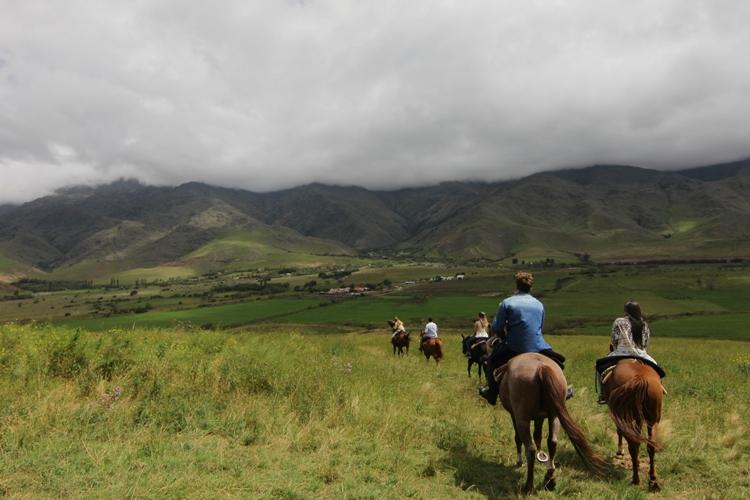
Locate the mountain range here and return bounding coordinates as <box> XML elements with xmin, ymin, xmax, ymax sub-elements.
<box><xmin>1</xmin><ymin>159</ymin><xmax>749</xmax><ymax>280</ymax></box>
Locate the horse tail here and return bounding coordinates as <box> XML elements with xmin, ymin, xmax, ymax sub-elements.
<box><xmin>539</xmin><ymin>365</ymin><xmax>605</xmax><ymax>472</ymax></box>
<box><xmin>435</xmin><ymin>339</ymin><xmax>443</xmax><ymax>360</ymax></box>
<box><xmin>608</xmin><ymin>375</ymin><xmax>660</xmax><ymax>449</ymax></box>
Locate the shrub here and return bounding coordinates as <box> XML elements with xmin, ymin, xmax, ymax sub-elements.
<box><xmin>735</xmin><ymin>354</ymin><xmax>750</xmax><ymax>375</ymax></box>
<box><xmin>47</xmin><ymin>332</ymin><xmax>89</xmax><ymax>379</ymax></box>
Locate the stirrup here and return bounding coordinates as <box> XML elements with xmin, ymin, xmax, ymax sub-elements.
<box><xmin>566</xmin><ymin>386</ymin><xmax>575</xmax><ymax>400</ymax></box>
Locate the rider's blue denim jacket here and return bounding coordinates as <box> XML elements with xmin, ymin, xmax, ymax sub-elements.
<box><xmin>491</xmin><ymin>293</ymin><xmax>552</xmax><ymax>353</ymax></box>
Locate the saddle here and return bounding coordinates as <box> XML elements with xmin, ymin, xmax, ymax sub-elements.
<box><xmin>493</xmin><ymin>364</ymin><xmax>509</xmax><ymax>384</ymax></box>
<box><xmin>597</xmin><ymin>355</ymin><xmax>666</xmax><ymax>378</ymax></box>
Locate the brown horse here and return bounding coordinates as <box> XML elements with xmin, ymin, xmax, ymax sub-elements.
<box><xmin>391</xmin><ymin>331</ymin><xmax>410</xmax><ymax>356</ymax></box>
<box><xmin>421</xmin><ymin>337</ymin><xmax>443</xmax><ymax>364</ymax></box>
<box><xmin>498</xmin><ymin>353</ymin><xmax>603</xmax><ymax>493</ymax></box>
<box><xmin>604</xmin><ymin>359</ymin><xmax>663</xmax><ymax>492</ymax></box>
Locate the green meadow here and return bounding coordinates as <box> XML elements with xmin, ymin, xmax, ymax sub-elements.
<box><xmin>0</xmin><ymin>324</ymin><xmax>749</xmax><ymax>498</ymax></box>
<box><xmin>55</xmin><ymin>264</ymin><xmax>750</xmax><ymax>342</ymax></box>
<box><xmin>2</xmin><ymin>263</ymin><xmax>750</xmax><ymax>497</ymax></box>
<box><xmin>62</xmin><ymin>298</ymin><xmax>324</xmax><ymax>331</ymax></box>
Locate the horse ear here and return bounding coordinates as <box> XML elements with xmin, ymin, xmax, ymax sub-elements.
<box><xmin>461</xmin><ymin>334</ymin><xmax>466</xmax><ymax>339</ymax></box>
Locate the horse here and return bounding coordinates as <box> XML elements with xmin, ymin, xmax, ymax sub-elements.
<box><xmin>497</xmin><ymin>353</ymin><xmax>603</xmax><ymax>493</ymax></box>
<box><xmin>604</xmin><ymin>359</ymin><xmax>664</xmax><ymax>492</ymax></box>
<box><xmin>391</xmin><ymin>331</ymin><xmax>410</xmax><ymax>356</ymax></box>
<box><xmin>421</xmin><ymin>337</ymin><xmax>443</xmax><ymax>364</ymax></box>
<box><xmin>387</xmin><ymin>320</ymin><xmax>410</xmax><ymax>356</ymax></box>
<box><xmin>461</xmin><ymin>334</ymin><xmax>488</xmax><ymax>379</ymax></box>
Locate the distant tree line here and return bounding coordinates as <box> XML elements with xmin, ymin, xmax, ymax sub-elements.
<box><xmin>14</xmin><ymin>278</ymin><xmax>97</xmax><ymax>292</ymax></box>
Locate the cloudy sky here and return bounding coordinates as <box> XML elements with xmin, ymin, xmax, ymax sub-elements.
<box><xmin>1</xmin><ymin>0</ymin><xmax>749</xmax><ymax>203</ymax></box>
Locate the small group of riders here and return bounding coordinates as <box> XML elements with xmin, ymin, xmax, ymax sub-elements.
<box><xmin>390</xmin><ymin>315</ymin><xmax>439</xmax><ymax>350</ymax></box>
<box><xmin>390</xmin><ymin>271</ymin><xmax>664</xmax><ymax>405</ymax></box>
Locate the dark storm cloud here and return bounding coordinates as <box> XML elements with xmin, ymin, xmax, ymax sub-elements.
<box><xmin>1</xmin><ymin>0</ymin><xmax>749</xmax><ymax>202</ymax></box>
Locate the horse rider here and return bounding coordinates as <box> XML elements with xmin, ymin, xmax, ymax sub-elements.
<box><xmin>595</xmin><ymin>301</ymin><xmax>665</xmax><ymax>403</ymax></box>
<box><xmin>479</xmin><ymin>271</ymin><xmax>569</xmax><ymax>405</ymax></box>
<box><xmin>463</xmin><ymin>312</ymin><xmax>490</xmax><ymax>356</ymax></box>
<box><xmin>390</xmin><ymin>316</ymin><xmax>406</xmax><ymax>339</ymax></box>
<box><xmin>419</xmin><ymin>317</ymin><xmax>439</xmax><ymax>351</ymax></box>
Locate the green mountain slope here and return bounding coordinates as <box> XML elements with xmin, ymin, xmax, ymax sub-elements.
<box><xmin>1</xmin><ymin>160</ymin><xmax>749</xmax><ymax>279</ymax></box>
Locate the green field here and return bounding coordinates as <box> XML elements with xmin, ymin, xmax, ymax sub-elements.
<box><xmin>19</xmin><ymin>264</ymin><xmax>747</xmax><ymax>343</ymax></box>
<box><xmin>62</xmin><ymin>298</ymin><xmax>324</xmax><ymax>331</ymax></box>
<box><xmin>0</xmin><ymin>324</ymin><xmax>748</xmax><ymax>498</ymax></box>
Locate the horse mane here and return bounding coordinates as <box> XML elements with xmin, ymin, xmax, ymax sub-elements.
<box><xmin>539</xmin><ymin>364</ymin><xmax>606</xmax><ymax>472</ymax></box>
<box><xmin>608</xmin><ymin>372</ymin><xmax>661</xmax><ymax>450</ymax></box>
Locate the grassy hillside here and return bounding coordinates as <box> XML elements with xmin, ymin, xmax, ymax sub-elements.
<box><xmin>0</xmin><ymin>324</ymin><xmax>748</xmax><ymax>498</ymax></box>
<box><xmin>185</xmin><ymin>227</ymin><xmax>355</xmax><ymax>273</ymax></box>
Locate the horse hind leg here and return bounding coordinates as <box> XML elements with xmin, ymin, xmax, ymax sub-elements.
<box><xmin>511</xmin><ymin>415</ymin><xmax>523</xmax><ymax>468</ymax></box>
<box><xmin>516</xmin><ymin>419</ymin><xmax>536</xmax><ymax>494</ymax></box>
<box><xmin>533</xmin><ymin>418</ymin><xmax>544</xmax><ymax>456</ymax></box>
<box><xmin>628</xmin><ymin>436</ymin><xmax>641</xmax><ymax>486</ymax></box>
<box><xmin>647</xmin><ymin>424</ymin><xmax>660</xmax><ymax>492</ymax></box>
<box><xmin>543</xmin><ymin>416</ymin><xmax>561</xmax><ymax>491</ymax></box>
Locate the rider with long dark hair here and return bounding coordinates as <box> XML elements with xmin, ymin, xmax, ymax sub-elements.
<box><xmin>595</xmin><ymin>301</ymin><xmax>663</xmax><ymax>403</ymax></box>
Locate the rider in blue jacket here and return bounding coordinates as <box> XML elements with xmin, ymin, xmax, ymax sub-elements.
<box><xmin>479</xmin><ymin>271</ymin><xmax>567</xmax><ymax>405</ymax></box>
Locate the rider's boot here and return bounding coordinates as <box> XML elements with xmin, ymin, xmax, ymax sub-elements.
<box><xmin>478</xmin><ymin>366</ymin><xmax>499</xmax><ymax>405</ymax></box>
<box><xmin>596</xmin><ymin>371</ymin><xmax>607</xmax><ymax>404</ymax></box>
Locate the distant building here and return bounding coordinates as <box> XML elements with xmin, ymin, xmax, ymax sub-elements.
<box><xmin>325</xmin><ymin>286</ymin><xmax>370</xmax><ymax>295</ymax></box>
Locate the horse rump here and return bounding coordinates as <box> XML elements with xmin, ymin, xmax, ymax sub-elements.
<box><xmin>608</xmin><ymin>375</ymin><xmax>660</xmax><ymax>450</ymax></box>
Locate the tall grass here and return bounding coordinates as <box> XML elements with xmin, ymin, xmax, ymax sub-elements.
<box><xmin>0</xmin><ymin>323</ymin><xmax>749</xmax><ymax>498</ymax></box>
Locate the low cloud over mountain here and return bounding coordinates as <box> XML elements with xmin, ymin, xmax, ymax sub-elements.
<box><xmin>2</xmin><ymin>1</ymin><xmax>750</xmax><ymax>203</ymax></box>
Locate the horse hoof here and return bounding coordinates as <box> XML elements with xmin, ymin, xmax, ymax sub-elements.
<box><xmin>649</xmin><ymin>481</ymin><xmax>661</xmax><ymax>493</ymax></box>
<box><xmin>522</xmin><ymin>484</ymin><xmax>533</xmax><ymax>495</ymax></box>
<box><xmin>615</xmin><ymin>450</ymin><xmax>624</xmax><ymax>458</ymax></box>
<box><xmin>631</xmin><ymin>479</ymin><xmax>640</xmax><ymax>486</ymax></box>
<box><xmin>515</xmin><ymin>460</ymin><xmax>523</xmax><ymax>468</ymax></box>
<box><xmin>544</xmin><ymin>478</ymin><xmax>556</xmax><ymax>491</ymax></box>
<box><xmin>536</xmin><ymin>451</ymin><xmax>549</xmax><ymax>463</ymax></box>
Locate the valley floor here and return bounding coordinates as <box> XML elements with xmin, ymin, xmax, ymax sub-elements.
<box><xmin>1</xmin><ymin>325</ymin><xmax>749</xmax><ymax>499</ymax></box>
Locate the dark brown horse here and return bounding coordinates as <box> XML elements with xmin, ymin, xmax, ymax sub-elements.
<box><xmin>461</xmin><ymin>334</ymin><xmax>488</xmax><ymax>379</ymax></box>
<box><xmin>498</xmin><ymin>353</ymin><xmax>603</xmax><ymax>493</ymax></box>
<box><xmin>391</xmin><ymin>331</ymin><xmax>410</xmax><ymax>356</ymax></box>
<box><xmin>387</xmin><ymin>320</ymin><xmax>410</xmax><ymax>356</ymax></box>
<box><xmin>421</xmin><ymin>337</ymin><xmax>443</xmax><ymax>364</ymax></box>
<box><xmin>604</xmin><ymin>359</ymin><xmax>664</xmax><ymax>492</ymax></box>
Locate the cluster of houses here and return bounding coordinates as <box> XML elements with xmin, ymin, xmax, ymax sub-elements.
<box><xmin>324</xmin><ymin>286</ymin><xmax>371</xmax><ymax>295</ymax></box>
<box><xmin>432</xmin><ymin>273</ymin><xmax>466</xmax><ymax>282</ymax></box>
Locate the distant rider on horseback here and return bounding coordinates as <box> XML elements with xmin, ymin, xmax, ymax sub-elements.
<box><xmin>390</xmin><ymin>316</ymin><xmax>406</xmax><ymax>339</ymax></box>
<box><xmin>479</xmin><ymin>271</ymin><xmax>568</xmax><ymax>405</ymax></box>
<box><xmin>462</xmin><ymin>312</ymin><xmax>489</xmax><ymax>357</ymax></box>
<box><xmin>419</xmin><ymin>317</ymin><xmax>439</xmax><ymax>351</ymax></box>
<box><xmin>595</xmin><ymin>301</ymin><xmax>665</xmax><ymax>404</ymax></box>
